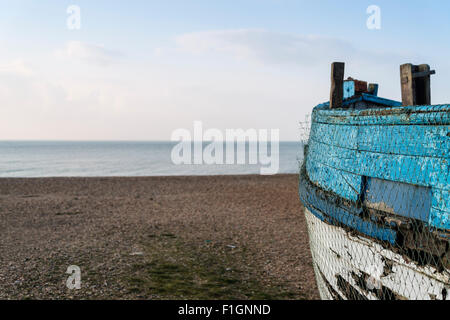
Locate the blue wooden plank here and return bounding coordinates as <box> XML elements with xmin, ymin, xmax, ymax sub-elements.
<box><xmin>306</xmin><ymin>159</ymin><xmax>361</xmax><ymax>201</ymax></box>
<box><xmin>313</xmin><ymin>104</ymin><xmax>450</xmax><ymax>126</ymax></box>
<box><xmin>310</xmin><ymin>122</ymin><xmax>450</xmax><ymax>158</ymax></box>
<box><xmin>429</xmin><ymin>207</ymin><xmax>450</xmax><ymax>230</ymax></box>
<box><xmin>310</xmin><ymin>122</ymin><xmax>358</xmax><ymax>149</ymax></box>
<box><xmin>430</xmin><ymin>189</ymin><xmax>450</xmax><ymax>229</ymax></box>
<box><xmin>361</xmin><ymin>94</ymin><xmax>402</xmax><ymax>107</ymax></box>
<box><xmin>307</xmin><ymin>140</ymin><xmax>449</xmax><ymax>191</ymax></box>
<box><xmin>357</xmin><ymin>125</ymin><xmax>450</xmax><ymax>159</ymax></box>
<box><xmin>432</xmin><ymin>189</ymin><xmax>450</xmax><ymax>212</ymax></box>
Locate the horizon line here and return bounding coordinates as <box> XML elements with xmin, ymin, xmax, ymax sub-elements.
<box><xmin>0</xmin><ymin>139</ymin><xmax>302</xmax><ymax>143</ymax></box>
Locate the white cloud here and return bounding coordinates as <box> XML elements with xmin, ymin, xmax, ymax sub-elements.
<box><xmin>175</xmin><ymin>29</ymin><xmax>359</xmax><ymax>66</ymax></box>
<box><xmin>55</xmin><ymin>41</ymin><xmax>124</xmax><ymax>66</ymax></box>
<box><xmin>173</xmin><ymin>29</ymin><xmax>410</xmax><ymax>83</ymax></box>
<box><xmin>154</xmin><ymin>47</ymin><xmax>164</xmax><ymax>57</ymax></box>
<box><xmin>0</xmin><ymin>59</ymin><xmax>33</xmax><ymax>77</ymax></box>
<box><xmin>172</xmin><ymin>29</ymin><xmax>415</xmax><ymax>101</ymax></box>
<box><xmin>2</xmin><ymin>29</ymin><xmax>441</xmax><ymax>141</ymax></box>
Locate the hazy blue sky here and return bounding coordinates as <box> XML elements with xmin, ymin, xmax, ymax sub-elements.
<box><xmin>1</xmin><ymin>0</ymin><xmax>449</xmax><ymax>140</ymax></box>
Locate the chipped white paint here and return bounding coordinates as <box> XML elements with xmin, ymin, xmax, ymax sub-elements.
<box><xmin>305</xmin><ymin>209</ymin><xmax>450</xmax><ymax>300</ymax></box>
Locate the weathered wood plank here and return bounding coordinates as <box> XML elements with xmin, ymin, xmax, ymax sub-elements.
<box><xmin>307</xmin><ymin>140</ymin><xmax>449</xmax><ymax>190</ymax></box>
<box><xmin>309</xmin><ymin>122</ymin><xmax>450</xmax><ymax>158</ymax></box>
<box><xmin>400</xmin><ymin>64</ymin><xmax>434</xmax><ymax>106</ymax></box>
<box><xmin>312</xmin><ymin>104</ymin><xmax>450</xmax><ymax>126</ymax></box>
<box><xmin>306</xmin><ymin>158</ymin><xmax>362</xmax><ymax>201</ymax></box>
<box><xmin>356</xmin><ymin>124</ymin><xmax>449</xmax><ymax>158</ymax></box>
<box><xmin>401</xmin><ymin>63</ymin><xmax>415</xmax><ymax>106</ymax></box>
<box><xmin>430</xmin><ymin>189</ymin><xmax>450</xmax><ymax>229</ymax></box>
<box><xmin>412</xmin><ymin>69</ymin><xmax>436</xmax><ymax>79</ymax></box>
<box><xmin>368</xmin><ymin>83</ymin><xmax>379</xmax><ymax>96</ymax></box>
<box><xmin>429</xmin><ymin>207</ymin><xmax>450</xmax><ymax>230</ymax></box>
<box><xmin>415</xmin><ymin>64</ymin><xmax>432</xmax><ymax>105</ymax></box>
<box><xmin>310</xmin><ymin>122</ymin><xmax>358</xmax><ymax>149</ymax></box>
<box><xmin>432</xmin><ymin>189</ymin><xmax>450</xmax><ymax>212</ymax></box>
<box><xmin>330</xmin><ymin>62</ymin><xmax>345</xmax><ymax>109</ymax></box>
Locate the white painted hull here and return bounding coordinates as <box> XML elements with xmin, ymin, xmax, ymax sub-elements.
<box><xmin>305</xmin><ymin>209</ymin><xmax>450</xmax><ymax>300</ymax></box>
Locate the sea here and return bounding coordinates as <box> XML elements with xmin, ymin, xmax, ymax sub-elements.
<box><xmin>0</xmin><ymin>141</ymin><xmax>304</xmax><ymax>177</ymax></box>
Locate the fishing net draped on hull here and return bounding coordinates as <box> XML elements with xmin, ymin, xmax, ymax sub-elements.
<box><xmin>298</xmin><ymin>106</ymin><xmax>450</xmax><ymax>300</ymax></box>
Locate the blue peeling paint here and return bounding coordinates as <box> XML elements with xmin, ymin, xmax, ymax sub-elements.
<box><xmin>306</xmin><ymin>158</ymin><xmax>361</xmax><ymax>201</ymax></box>
<box><xmin>307</xmin><ymin>140</ymin><xmax>449</xmax><ymax>190</ymax></box>
<box><xmin>303</xmin><ymin>101</ymin><xmax>450</xmax><ymax>231</ymax></box>
<box><xmin>313</xmin><ymin>104</ymin><xmax>450</xmax><ymax>126</ymax></box>
<box><xmin>310</xmin><ymin>122</ymin><xmax>450</xmax><ymax>158</ymax></box>
<box><xmin>343</xmin><ymin>81</ymin><xmax>355</xmax><ymax>99</ymax></box>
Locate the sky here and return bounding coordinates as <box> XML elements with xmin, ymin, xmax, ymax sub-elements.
<box><xmin>0</xmin><ymin>0</ymin><xmax>449</xmax><ymax>141</ymax></box>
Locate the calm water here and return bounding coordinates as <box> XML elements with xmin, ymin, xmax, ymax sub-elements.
<box><xmin>0</xmin><ymin>141</ymin><xmax>303</xmax><ymax>177</ymax></box>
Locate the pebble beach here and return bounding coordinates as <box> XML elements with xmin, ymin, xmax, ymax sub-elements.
<box><xmin>0</xmin><ymin>175</ymin><xmax>319</xmax><ymax>300</ymax></box>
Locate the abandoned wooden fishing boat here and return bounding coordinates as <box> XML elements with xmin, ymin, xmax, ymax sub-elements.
<box><xmin>299</xmin><ymin>62</ymin><xmax>449</xmax><ymax>300</ymax></box>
